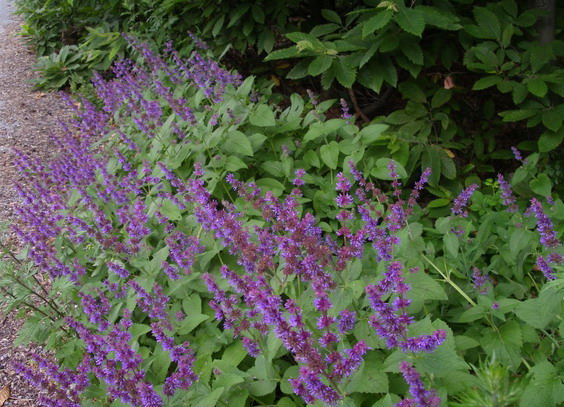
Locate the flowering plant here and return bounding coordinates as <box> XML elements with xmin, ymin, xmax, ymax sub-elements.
<box><xmin>1</xmin><ymin>38</ymin><xmax>562</xmax><ymax>407</ymax></box>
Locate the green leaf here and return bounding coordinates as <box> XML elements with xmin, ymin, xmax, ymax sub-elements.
<box><xmin>400</xmin><ymin>40</ymin><xmax>424</xmax><ymax>65</ymax></box>
<box><xmin>473</xmin><ymin>6</ymin><xmax>501</xmax><ymax>40</ymax></box>
<box><xmin>371</xmin><ymin>158</ymin><xmax>408</xmax><ymax>180</ymax></box>
<box><xmin>472</xmin><ymin>76</ymin><xmax>502</xmax><ymax>90</ymax></box>
<box><xmin>160</xmin><ymin>199</ymin><xmax>182</xmax><ymax>221</ymax></box>
<box><xmin>542</xmin><ymin>109</ymin><xmax>563</xmax><ymax>132</ymax></box>
<box><xmin>333</xmin><ymin>57</ymin><xmax>356</xmax><ymax>88</ymax></box>
<box><xmin>362</xmin><ymin>10</ymin><xmax>393</xmax><ymax>38</ymax></box>
<box><xmin>500</xmin><ymin>109</ymin><xmax>538</xmax><ymax>122</ymax></box>
<box><xmin>250</xmin><ymin>104</ymin><xmax>276</xmax><ymax>127</ymax></box>
<box><xmin>527</xmin><ymin>78</ymin><xmax>548</xmax><ymax>97</ymax></box>
<box><xmin>396</xmin><ymin>7</ymin><xmax>425</xmax><ymax>37</ymax></box>
<box><xmin>264</xmin><ymin>46</ymin><xmax>299</xmax><ymax>61</ymax></box>
<box><xmin>320</xmin><ymin>141</ymin><xmax>340</xmax><ymax>169</ymax></box>
<box><xmin>194</xmin><ymin>388</ymin><xmax>224</xmax><ymax>407</ymax></box>
<box><xmin>529</xmin><ymin>173</ymin><xmax>552</xmax><ymax>197</ymax></box>
<box><xmin>322</xmin><ymin>9</ymin><xmax>342</xmax><ymax>24</ymax></box>
<box><xmin>308</xmin><ymin>55</ymin><xmax>333</xmax><ymax>76</ymax></box>
<box><xmin>223</xmin><ymin>131</ymin><xmax>254</xmax><ymax>156</ymax></box>
<box><xmin>443</xmin><ymin>233</ymin><xmax>459</xmax><ymax>257</ymax></box>
<box><xmin>431</xmin><ymin>89</ymin><xmax>452</xmax><ymax>108</ymax></box>
<box><xmin>480</xmin><ymin>320</ymin><xmax>523</xmax><ymax>369</ymax></box>
<box><xmin>530</xmin><ymin>44</ymin><xmax>553</xmax><ymax>73</ymax></box>
<box><xmin>538</xmin><ymin>129</ymin><xmax>564</xmax><ymax>152</ymax></box>
<box><xmin>405</xmin><ymin>270</ymin><xmax>448</xmax><ymax>302</ymax></box>
<box><xmin>515</xmin><ymin>287</ymin><xmax>562</xmax><ymax>329</ymax></box>
<box><xmin>346</xmin><ymin>353</ymin><xmax>389</xmax><ymax>394</ymax></box>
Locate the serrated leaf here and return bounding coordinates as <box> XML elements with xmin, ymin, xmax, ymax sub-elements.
<box><xmin>346</xmin><ymin>354</ymin><xmax>389</xmax><ymax>394</ymax></box>
<box><xmin>473</xmin><ymin>6</ymin><xmax>501</xmax><ymax>40</ymax></box>
<box><xmin>362</xmin><ymin>10</ymin><xmax>393</xmax><ymax>38</ymax></box>
<box><xmin>527</xmin><ymin>78</ymin><xmax>548</xmax><ymax>97</ymax></box>
<box><xmin>472</xmin><ymin>75</ymin><xmax>502</xmax><ymax>90</ymax></box>
<box><xmin>529</xmin><ymin>173</ymin><xmax>552</xmax><ymax>197</ymax></box>
<box><xmin>396</xmin><ymin>7</ymin><xmax>425</xmax><ymax>37</ymax></box>
<box><xmin>538</xmin><ymin>129</ymin><xmax>564</xmax><ymax>152</ymax></box>
<box><xmin>401</xmin><ymin>40</ymin><xmax>424</xmax><ymax>65</ymax></box>
<box><xmin>223</xmin><ymin>130</ymin><xmax>254</xmax><ymax>156</ymax></box>
<box><xmin>308</xmin><ymin>55</ymin><xmax>333</xmax><ymax>76</ymax></box>
<box><xmin>250</xmin><ymin>104</ymin><xmax>276</xmax><ymax>127</ymax></box>
<box><xmin>500</xmin><ymin>109</ymin><xmax>538</xmax><ymax>122</ymax></box>
<box><xmin>542</xmin><ymin>109</ymin><xmax>563</xmax><ymax>132</ymax></box>
<box><xmin>194</xmin><ymin>388</ymin><xmax>224</xmax><ymax>407</ymax></box>
<box><xmin>320</xmin><ymin>141</ymin><xmax>340</xmax><ymax>169</ymax></box>
<box><xmin>264</xmin><ymin>46</ymin><xmax>299</xmax><ymax>61</ymax></box>
<box><xmin>322</xmin><ymin>9</ymin><xmax>341</xmax><ymax>24</ymax></box>
<box><xmin>334</xmin><ymin>57</ymin><xmax>356</xmax><ymax>87</ymax></box>
<box><xmin>515</xmin><ymin>288</ymin><xmax>562</xmax><ymax>329</ymax></box>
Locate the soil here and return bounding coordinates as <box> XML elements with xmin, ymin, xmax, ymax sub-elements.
<box><xmin>0</xmin><ymin>1</ymin><xmax>72</xmax><ymax>405</ymax></box>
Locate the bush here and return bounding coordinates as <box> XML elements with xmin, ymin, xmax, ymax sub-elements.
<box><xmin>1</xmin><ymin>38</ymin><xmax>563</xmax><ymax>407</ymax></box>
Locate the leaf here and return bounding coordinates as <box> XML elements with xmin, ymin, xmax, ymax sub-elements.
<box><xmin>250</xmin><ymin>104</ymin><xmax>276</xmax><ymax>127</ymax></box>
<box><xmin>223</xmin><ymin>131</ymin><xmax>254</xmax><ymax>156</ymax></box>
<box><xmin>371</xmin><ymin>158</ymin><xmax>408</xmax><ymax>180</ymax></box>
<box><xmin>538</xmin><ymin>129</ymin><xmax>564</xmax><ymax>152</ymax></box>
<box><xmin>264</xmin><ymin>46</ymin><xmax>299</xmax><ymax>61</ymax></box>
<box><xmin>194</xmin><ymin>388</ymin><xmax>224</xmax><ymax>407</ymax></box>
<box><xmin>500</xmin><ymin>109</ymin><xmax>538</xmax><ymax>122</ymax></box>
<box><xmin>515</xmin><ymin>287</ymin><xmax>562</xmax><ymax>329</ymax></box>
<box><xmin>321</xmin><ymin>9</ymin><xmax>341</xmax><ymax>25</ymax></box>
<box><xmin>472</xmin><ymin>76</ymin><xmax>502</xmax><ymax>90</ymax></box>
<box><xmin>443</xmin><ymin>233</ymin><xmax>459</xmax><ymax>257</ymax></box>
<box><xmin>431</xmin><ymin>89</ymin><xmax>452</xmax><ymax>108</ymax></box>
<box><xmin>527</xmin><ymin>78</ymin><xmax>548</xmax><ymax>97</ymax></box>
<box><xmin>529</xmin><ymin>173</ymin><xmax>552</xmax><ymax>197</ymax></box>
<box><xmin>346</xmin><ymin>353</ymin><xmax>389</xmax><ymax>394</ymax></box>
<box><xmin>320</xmin><ymin>141</ymin><xmax>340</xmax><ymax>169</ymax></box>
<box><xmin>333</xmin><ymin>57</ymin><xmax>356</xmax><ymax>88</ymax></box>
<box><xmin>542</xmin><ymin>109</ymin><xmax>563</xmax><ymax>132</ymax></box>
<box><xmin>396</xmin><ymin>7</ymin><xmax>425</xmax><ymax>37</ymax></box>
<box><xmin>400</xmin><ymin>40</ymin><xmax>424</xmax><ymax>65</ymax></box>
<box><xmin>308</xmin><ymin>55</ymin><xmax>333</xmax><ymax>76</ymax></box>
<box><xmin>473</xmin><ymin>6</ymin><xmax>501</xmax><ymax>40</ymax></box>
<box><xmin>0</xmin><ymin>385</ymin><xmax>9</xmax><ymax>406</ymax></box>
<box><xmin>480</xmin><ymin>320</ymin><xmax>523</xmax><ymax>369</ymax></box>
<box><xmin>362</xmin><ymin>10</ymin><xmax>393</xmax><ymax>37</ymax></box>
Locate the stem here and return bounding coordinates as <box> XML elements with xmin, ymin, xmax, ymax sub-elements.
<box><xmin>347</xmin><ymin>88</ymin><xmax>369</xmax><ymax>123</ymax></box>
<box><xmin>421</xmin><ymin>253</ymin><xmax>477</xmax><ymax>306</ymax></box>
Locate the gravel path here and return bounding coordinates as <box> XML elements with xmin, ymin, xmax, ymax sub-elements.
<box><xmin>0</xmin><ymin>1</ymin><xmax>72</xmax><ymax>405</ymax></box>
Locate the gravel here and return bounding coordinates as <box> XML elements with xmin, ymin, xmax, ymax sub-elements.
<box><xmin>0</xmin><ymin>0</ymin><xmax>73</xmax><ymax>405</ymax></box>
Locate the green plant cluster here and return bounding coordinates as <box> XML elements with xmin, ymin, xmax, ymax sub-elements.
<box><xmin>1</xmin><ymin>39</ymin><xmax>563</xmax><ymax>406</ymax></box>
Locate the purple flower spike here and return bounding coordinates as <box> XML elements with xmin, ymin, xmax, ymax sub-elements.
<box><xmin>452</xmin><ymin>184</ymin><xmax>478</xmax><ymax>217</ymax></box>
<box><xmin>528</xmin><ymin>198</ymin><xmax>561</xmax><ymax>249</ymax></box>
<box><xmin>497</xmin><ymin>174</ymin><xmax>517</xmax><ymax>212</ymax></box>
<box><xmin>397</xmin><ymin>361</ymin><xmax>441</xmax><ymax>407</ymax></box>
<box><xmin>511</xmin><ymin>146</ymin><xmax>527</xmax><ymax>164</ymax></box>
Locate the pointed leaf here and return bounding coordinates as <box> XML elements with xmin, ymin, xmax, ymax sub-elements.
<box><xmin>396</xmin><ymin>8</ymin><xmax>425</xmax><ymax>37</ymax></box>
<box><xmin>362</xmin><ymin>10</ymin><xmax>393</xmax><ymax>38</ymax></box>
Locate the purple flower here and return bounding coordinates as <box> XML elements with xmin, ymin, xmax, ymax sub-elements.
<box><xmin>293</xmin><ymin>169</ymin><xmax>306</xmax><ymax>186</ymax></box>
<box><xmin>536</xmin><ymin>255</ymin><xmax>556</xmax><ymax>280</ymax></box>
<box><xmin>242</xmin><ymin>337</ymin><xmax>261</xmax><ymax>357</ymax></box>
<box><xmin>472</xmin><ymin>267</ymin><xmax>490</xmax><ymax>294</ymax></box>
<box><xmin>397</xmin><ymin>362</ymin><xmax>441</xmax><ymax>407</ymax></box>
<box><xmin>528</xmin><ymin>198</ymin><xmax>561</xmax><ymax>249</ymax></box>
<box><xmin>452</xmin><ymin>184</ymin><xmax>478</xmax><ymax>217</ymax></box>
<box><xmin>337</xmin><ymin>310</ymin><xmax>356</xmax><ymax>333</ymax></box>
<box><xmin>497</xmin><ymin>174</ymin><xmax>518</xmax><ymax>212</ymax></box>
<box><xmin>511</xmin><ymin>146</ymin><xmax>527</xmax><ymax>164</ymax></box>
<box><xmin>340</xmin><ymin>98</ymin><xmax>352</xmax><ymax>120</ymax></box>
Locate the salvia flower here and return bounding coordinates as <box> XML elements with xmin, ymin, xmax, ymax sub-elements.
<box><xmin>511</xmin><ymin>146</ymin><xmax>527</xmax><ymax>164</ymax></box>
<box><xmin>452</xmin><ymin>184</ymin><xmax>478</xmax><ymax>217</ymax></box>
<box><xmin>528</xmin><ymin>198</ymin><xmax>561</xmax><ymax>249</ymax></box>
<box><xmin>497</xmin><ymin>174</ymin><xmax>518</xmax><ymax>212</ymax></box>
<box><xmin>397</xmin><ymin>361</ymin><xmax>441</xmax><ymax>407</ymax></box>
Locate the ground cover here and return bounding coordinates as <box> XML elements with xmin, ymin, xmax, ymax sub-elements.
<box><xmin>0</xmin><ymin>36</ymin><xmax>562</xmax><ymax>406</ymax></box>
